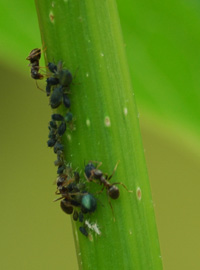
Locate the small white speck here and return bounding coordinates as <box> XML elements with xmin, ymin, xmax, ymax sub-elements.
<box><xmin>124</xmin><ymin>107</ymin><xmax>128</xmax><ymax>116</ymax></box>
<box><xmin>93</xmin><ymin>223</ymin><xmax>101</xmax><ymax>235</ymax></box>
<box><xmin>104</xmin><ymin>116</ymin><xmax>111</xmax><ymax>127</ymax></box>
<box><xmin>129</xmin><ymin>230</ymin><xmax>132</xmax><ymax>235</ymax></box>
<box><xmin>86</xmin><ymin>119</ymin><xmax>90</xmax><ymax>127</ymax></box>
<box><xmin>51</xmin><ymin>1</ymin><xmax>55</xmax><ymax>7</ymax></box>
<box><xmin>85</xmin><ymin>220</ymin><xmax>92</xmax><ymax>229</ymax></box>
<box><xmin>78</xmin><ymin>253</ymin><xmax>81</xmax><ymax>256</ymax></box>
<box><xmin>100</xmin><ymin>52</ymin><xmax>104</xmax><ymax>57</ymax></box>
<box><xmin>67</xmin><ymin>134</ymin><xmax>72</xmax><ymax>141</ymax></box>
<box><xmin>86</xmin><ymin>73</ymin><xmax>89</xmax><ymax>77</ymax></box>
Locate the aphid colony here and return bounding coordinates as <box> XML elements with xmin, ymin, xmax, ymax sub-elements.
<box><xmin>27</xmin><ymin>48</ymin><xmax>130</xmax><ymax>237</ymax></box>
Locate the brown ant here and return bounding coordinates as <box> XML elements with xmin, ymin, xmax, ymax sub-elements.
<box><xmin>84</xmin><ymin>161</ymin><xmax>132</xmax><ymax>219</ymax></box>
<box><xmin>26</xmin><ymin>48</ymin><xmax>46</xmax><ymax>91</ymax></box>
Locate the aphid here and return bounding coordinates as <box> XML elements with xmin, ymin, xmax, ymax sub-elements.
<box><xmin>48</xmin><ymin>62</ymin><xmax>57</xmax><ymax>73</ymax></box>
<box><xmin>57</xmin><ymin>165</ymin><xmax>66</xmax><ymax>175</ymax></box>
<box><xmin>49</xmin><ymin>120</ymin><xmax>57</xmax><ymax>130</ymax></box>
<box><xmin>81</xmin><ymin>194</ymin><xmax>97</xmax><ymax>213</ymax></box>
<box><xmin>79</xmin><ymin>226</ymin><xmax>88</xmax><ymax>237</ymax></box>
<box><xmin>54</xmin><ymin>142</ymin><xmax>64</xmax><ymax>153</ymax></box>
<box><xmin>64</xmin><ymin>112</ymin><xmax>73</xmax><ymax>122</ymax></box>
<box><xmin>57</xmin><ymin>122</ymin><xmax>66</xmax><ymax>136</ymax></box>
<box><xmin>73</xmin><ymin>210</ymin><xmax>79</xmax><ymax>221</ymax></box>
<box><xmin>79</xmin><ymin>212</ymin><xmax>84</xmax><ymax>222</ymax></box>
<box><xmin>46</xmin><ymin>83</ymin><xmax>51</xmax><ymax>96</ymax></box>
<box><xmin>50</xmin><ymin>86</ymin><xmax>63</xmax><ymax>109</ymax></box>
<box><xmin>47</xmin><ymin>138</ymin><xmax>56</xmax><ymax>147</ymax></box>
<box><xmin>58</xmin><ymin>69</ymin><xmax>73</xmax><ymax>87</ymax></box>
<box><xmin>51</xmin><ymin>113</ymin><xmax>64</xmax><ymax>121</ymax></box>
<box><xmin>46</xmin><ymin>77</ymin><xmax>59</xmax><ymax>96</ymax></box>
<box><xmin>63</xmin><ymin>94</ymin><xmax>71</xmax><ymax>108</ymax></box>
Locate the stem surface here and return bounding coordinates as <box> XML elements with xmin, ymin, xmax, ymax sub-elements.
<box><xmin>35</xmin><ymin>1</ymin><xmax>162</xmax><ymax>269</ymax></box>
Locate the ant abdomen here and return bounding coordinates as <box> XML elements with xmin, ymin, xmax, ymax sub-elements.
<box><xmin>108</xmin><ymin>185</ymin><xmax>120</xmax><ymax>200</ymax></box>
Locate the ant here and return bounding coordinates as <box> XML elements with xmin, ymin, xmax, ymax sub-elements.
<box><xmin>26</xmin><ymin>48</ymin><xmax>44</xmax><ymax>80</ymax></box>
<box><xmin>26</xmin><ymin>48</ymin><xmax>47</xmax><ymax>91</ymax></box>
<box><xmin>55</xmin><ymin>170</ymin><xmax>97</xmax><ymax>237</ymax></box>
<box><xmin>84</xmin><ymin>161</ymin><xmax>132</xmax><ymax>219</ymax></box>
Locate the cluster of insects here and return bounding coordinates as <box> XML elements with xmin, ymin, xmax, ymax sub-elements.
<box><xmin>26</xmin><ymin>47</ymin><xmax>131</xmax><ymax>237</ymax></box>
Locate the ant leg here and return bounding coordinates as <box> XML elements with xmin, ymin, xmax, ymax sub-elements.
<box><xmin>96</xmin><ymin>186</ymin><xmax>105</xmax><ymax>194</ymax></box>
<box><xmin>53</xmin><ymin>196</ymin><xmax>63</xmax><ymax>202</ymax></box>
<box><xmin>107</xmin><ymin>160</ymin><xmax>120</xmax><ymax>181</ymax></box>
<box><xmin>111</xmin><ymin>182</ymin><xmax>133</xmax><ymax>193</ymax></box>
<box><xmin>107</xmin><ymin>194</ymin><xmax>116</xmax><ymax>222</ymax></box>
<box><xmin>84</xmin><ymin>172</ymin><xmax>98</xmax><ymax>183</ymax></box>
<box><xmin>35</xmin><ymin>80</ymin><xmax>45</xmax><ymax>93</ymax></box>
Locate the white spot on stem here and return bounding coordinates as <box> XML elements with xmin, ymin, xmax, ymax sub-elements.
<box><xmin>67</xmin><ymin>134</ymin><xmax>72</xmax><ymax>141</ymax></box>
<box><xmin>86</xmin><ymin>119</ymin><xmax>90</xmax><ymax>127</ymax></box>
<box><xmin>124</xmin><ymin>107</ymin><xmax>128</xmax><ymax>116</ymax></box>
<box><xmin>104</xmin><ymin>116</ymin><xmax>111</xmax><ymax>127</ymax></box>
<box><xmin>49</xmin><ymin>11</ymin><xmax>55</xmax><ymax>23</ymax></box>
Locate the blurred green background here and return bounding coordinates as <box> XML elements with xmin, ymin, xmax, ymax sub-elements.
<box><xmin>0</xmin><ymin>0</ymin><xmax>200</xmax><ymax>269</ymax></box>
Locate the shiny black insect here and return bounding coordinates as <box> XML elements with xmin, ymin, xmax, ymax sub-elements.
<box><xmin>51</xmin><ymin>114</ymin><xmax>64</xmax><ymax>121</ymax></box>
<box><xmin>54</xmin><ymin>142</ymin><xmax>64</xmax><ymax>153</ymax></box>
<box><xmin>63</xmin><ymin>93</ymin><xmax>71</xmax><ymax>108</ymax></box>
<box><xmin>50</xmin><ymin>86</ymin><xmax>63</xmax><ymax>109</ymax></box>
<box><xmin>47</xmin><ymin>138</ymin><xmax>56</xmax><ymax>147</ymax></box>
<box><xmin>64</xmin><ymin>112</ymin><xmax>73</xmax><ymax>122</ymax></box>
<box><xmin>79</xmin><ymin>226</ymin><xmax>88</xmax><ymax>237</ymax></box>
<box><xmin>46</xmin><ymin>77</ymin><xmax>59</xmax><ymax>96</ymax></box>
<box><xmin>48</xmin><ymin>62</ymin><xmax>57</xmax><ymax>73</ymax></box>
<box><xmin>58</xmin><ymin>69</ymin><xmax>73</xmax><ymax>87</ymax></box>
<box><xmin>57</xmin><ymin>122</ymin><xmax>66</xmax><ymax>136</ymax></box>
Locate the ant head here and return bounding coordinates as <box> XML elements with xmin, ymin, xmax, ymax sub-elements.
<box><xmin>108</xmin><ymin>185</ymin><xmax>120</xmax><ymax>199</ymax></box>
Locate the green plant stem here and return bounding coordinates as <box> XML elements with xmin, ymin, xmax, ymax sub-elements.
<box><xmin>35</xmin><ymin>1</ymin><xmax>162</xmax><ymax>269</ymax></box>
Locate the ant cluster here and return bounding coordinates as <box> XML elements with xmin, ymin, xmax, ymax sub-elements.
<box><xmin>26</xmin><ymin>48</ymin><xmax>131</xmax><ymax>237</ymax></box>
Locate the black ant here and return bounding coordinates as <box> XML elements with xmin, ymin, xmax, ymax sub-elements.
<box><xmin>84</xmin><ymin>161</ymin><xmax>132</xmax><ymax>219</ymax></box>
<box><xmin>26</xmin><ymin>48</ymin><xmax>47</xmax><ymax>91</ymax></box>
<box><xmin>26</xmin><ymin>48</ymin><xmax>44</xmax><ymax>80</ymax></box>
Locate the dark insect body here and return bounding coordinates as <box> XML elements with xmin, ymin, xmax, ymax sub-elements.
<box><xmin>51</xmin><ymin>114</ymin><xmax>64</xmax><ymax>121</ymax></box>
<box><xmin>57</xmin><ymin>122</ymin><xmax>66</xmax><ymax>136</ymax></box>
<box><xmin>26</xmin><ymin>48</ymin><xmax>44</xmax><ymax>80</ymax></box>
<box><xmin>50</xmin><ymin>86</ymin><xmax>63</xmax><ymax>109</ymax></box>
<box><xmin>84</xmin><ymin>162</ymin><xmax>123</xmax><ymax>200</ymax></box>
<box><xmin>79</xmin><ymin>226</ymin><xmax>88</xmax><ymax>237</ymax></box>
